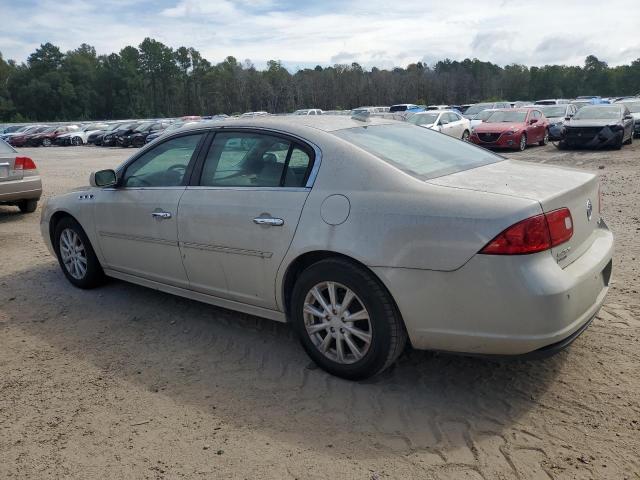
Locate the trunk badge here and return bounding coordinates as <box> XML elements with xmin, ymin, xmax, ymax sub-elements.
<box><xmin>586</xmin><ymin>199</ymin><xmax>593</xmax><ymax>221</ymax></box>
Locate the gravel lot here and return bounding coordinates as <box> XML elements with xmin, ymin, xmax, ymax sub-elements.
<box><xmin>1</xmin><ymin>142</ymin><xmax>639</xmax><ymax>479</ymax></box>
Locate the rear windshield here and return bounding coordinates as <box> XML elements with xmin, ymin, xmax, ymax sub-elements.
<box><xmin>573</xmin><ymin>106</ymin><xmax>621</xmax><ymax>120</ymax></box>
<box><xmin>0</xmin><ymin>138</ymin><xmax>16</xmax><ymax>154</ymax></box>
<box><xmin>333</xmin><ymin>124</ymin><xmax>501</xmax><ymax>180</ymax></box>
<box><xmin>464</xmin><ymin>103</ymin><xmax>493</xmax><ymax>116</ymax></box>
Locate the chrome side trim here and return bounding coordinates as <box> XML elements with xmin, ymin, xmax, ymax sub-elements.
<box><xmin>104</xmin><ymin>268</ymin><xmax>286</xmax><ymax>322</ymax></box>
<box><xmin>180</xmin><ymin>241</ymin><xmax>273</xmax><ymax>258</ymax></box>
<box><xmin>185</xmin><ymin>186</ymin><xmax>309</xmax><ymax>192</ymax></box>
<box><xmin>98</xmin><ymin>231</ymin><xmax>178</xmax><ymax>246</ymax></box>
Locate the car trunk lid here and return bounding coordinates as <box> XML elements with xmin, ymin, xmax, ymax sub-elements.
<box><xmin>428</xmin><ymin>159</ymin><xmax>600</xmax><ymax>267</ymax></box>
<box><xmin>0</xmin><ymin>141</ymin><xmax>22</xmax><ymax>182</ymax></box>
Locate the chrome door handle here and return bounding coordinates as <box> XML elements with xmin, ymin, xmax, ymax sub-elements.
<box><xmin>151</xmin><ymin>211</ymin><xmax>172</xmax><ymax>219</ymax></box>
<box><xmin>253</xmin><ymin>217</ymin><xmax>284</xmax><ymax>226</ymax></box>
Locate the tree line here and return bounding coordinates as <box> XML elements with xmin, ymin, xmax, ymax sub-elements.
<box><xmin>1</xmin><ymin>38</ymin><xmax>639</xmax><ymax>122</ymax></box>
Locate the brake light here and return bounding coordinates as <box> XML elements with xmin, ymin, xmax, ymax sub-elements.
<box><xmin>14</xmin><ymin>156</ymin><xmax>37</xmax><ymax>170</ymax></box>
<box><xmin>480</xmin><ymin>208</ymin><xmax>573</xmax><ymax>255</ymax></box>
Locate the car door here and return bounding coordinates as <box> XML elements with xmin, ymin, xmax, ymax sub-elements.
<box><xmin>92</xmin><ymin>132</ymin><xmax>206</xmax><ymax>288</ymax></box>
<box><xmin>448</xmin><ymin>112</ymin><xmax>463</xmax><ymax>138</ymax></box>
<box><xmin>178</xmin><ymin>130</ymin><xmax>315</xmax><ymax>309</ymax></box>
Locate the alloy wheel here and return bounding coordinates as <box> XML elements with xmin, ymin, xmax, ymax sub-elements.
<box><xmin>303</xmin><ymin>281</ymin><xmax>372</xmax><ymax>364</ymax></box>
<box><xmin>59</xmin><ymin>228</ymin><xmax>88</xmax><ymax>280</ymax></box>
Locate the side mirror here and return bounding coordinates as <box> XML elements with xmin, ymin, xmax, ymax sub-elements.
<box><xmin>529</xmin><ymin>118</ymin><xmax>538</xmax><ymax>124</ymax></box>
<box><xmin>90</xmin><ymin>169</ymin><xmax>117</xmax><ymax>188</ymax></box>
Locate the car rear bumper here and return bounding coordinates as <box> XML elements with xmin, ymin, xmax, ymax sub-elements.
<box><xmin>0</xmin><ymin>176</ymin><xmax>42</xmax><ymax>202</ymax></box>
<box><xmin>372</xmin><ymin>222</ymin><xmax>613</xmax><ymax>355</ymax></box>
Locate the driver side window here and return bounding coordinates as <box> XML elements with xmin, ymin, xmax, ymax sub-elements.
<box><xmin>122</xmin><ymin>134</ymin><xmax>204</xmax><ymax>187</ymax></box>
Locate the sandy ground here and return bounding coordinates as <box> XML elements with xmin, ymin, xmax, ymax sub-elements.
<box><xmin>0</xmin><ymin>141</ymin><xmax>639</xmax><ymax>480</ymax></box>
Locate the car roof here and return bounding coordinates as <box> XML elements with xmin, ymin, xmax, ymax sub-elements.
<box><xmin>179</xmin><ymin>115</ymin><xmax>399</xmax><ymax>136</ymax></box>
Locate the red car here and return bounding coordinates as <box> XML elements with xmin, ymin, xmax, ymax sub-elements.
<box><xmin>28</xmin><ymin>125</ymin><xmax>79</xmax><ymax>147</ymax></box>
<box><xmin>470</xmin><ymin>108</ymin><xmax>549</xmax><ymax>151</ymax></box>
<box><xmin>7</xmin><ymin>126</ymin><xmax>50</xmax><ymax>147</ymax></box>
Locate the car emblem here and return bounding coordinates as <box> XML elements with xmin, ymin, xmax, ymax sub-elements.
<box><xmin>586</xmin><ymin>199</ymin><xmax>593</xmax><ymax>222</ymax></box>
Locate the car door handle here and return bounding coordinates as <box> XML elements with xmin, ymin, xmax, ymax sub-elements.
<box><xmin>253</xmin><ymin>217</ymin><xmax>284</xmax><ymax>226</ymax></box>
<box><xmin>151</xmin><ymin>211</ymin><xmax>172</xmax><ymax>219</ymax></box>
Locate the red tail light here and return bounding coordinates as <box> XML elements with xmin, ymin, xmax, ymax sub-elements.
<box><xmin>15</xmin><ymin>156</ymin><xmax>37</xmax><ymax>170</ymax></box>
<box><xmin>480</xmin><ymin>208</ymin><xmax>573</xmax><ymax>255</ymax></box>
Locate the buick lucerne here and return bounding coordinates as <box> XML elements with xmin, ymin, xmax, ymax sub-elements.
<box><xmin>41</xmin><ymin>116</ymin><xmax>613</xmax><ymax>379</ymax></box>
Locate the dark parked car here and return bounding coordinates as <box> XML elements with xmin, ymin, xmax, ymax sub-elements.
<box><xmin>28</xmin><ymin>125</ymin><xmax>79</xmax><ymax>147</ymax></box>
<box><xmin>118</xmin><ymin>121</ymin><xmax>171</xmax><ymax>147</ymax></box>
<box><xmin>537</xmin><ymin>104</ymin><xmax>578</xmax><ymax>141</ymax></box>
<box><xmin>7</xmin><ymin>126</ymin><xmax>50</xmax><ymax>147</ymax></box>
<box><xmin>559</xmin><ymin>104</ymin><xmax>634</xmax><ymax>149</ymax></box>
<box><xmin>88</xmin><ymin>122</ymin><xmax>125</xmax><ymax>145</ymax></box>
<box><xmin>102</xmin><ymin>122</ymin><xmax>142</xmax><ymax>147</ymax></box>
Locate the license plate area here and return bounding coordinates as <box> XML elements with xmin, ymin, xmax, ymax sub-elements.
<box><xmin>0</xmin><ymin>164</ymin><xmax>9</xmax><ymax>179</ymax></box>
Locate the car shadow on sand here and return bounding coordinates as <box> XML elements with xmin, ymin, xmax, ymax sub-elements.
<box><xmin>3</xmin><ymin>262</ymin><xmax>566</xmax><ymax>463</ymax></box>
<box><xmin>0</xmin><ymin>205</ymin><xmax>28</xmax><ymax>223</ymax></box>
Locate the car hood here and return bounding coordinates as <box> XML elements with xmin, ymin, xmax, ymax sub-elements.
<box><xmin>473</xmin><ymin>122</ymin><xmax>524</xmax><ymax>132</ymax></box>
<box><xmin>566</xmin><ymin>119</ymin><xmax>621</xmax><ymax>127</ymax></box>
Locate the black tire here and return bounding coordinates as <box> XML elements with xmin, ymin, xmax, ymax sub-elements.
<box><xmin>71</xmin><ymin>136</ymin><xmax>83</xmax><ymax>146</ymax></box>
<box><xmin>133</xmin><ymin>137</ymin><xmax>145</xmax><ymax>148</ymax></box>
<box><xmin>18</xmin><ymin>199</ymin><xmax>38</xmax><ymax>213</ymax></box>
<box><xmin>614</xmin><ymin>137</ymin><xmax>623</xmax><ymax>150</ymax></box>
<box><xmin>518</xmin><ymin>133</ymin><xmax>527</xmax><ymax>151</ymax></box>
<box><xmin>623</xmin><ymin>132</ymin><xmax>632</xmax><ymax>145</ymax></box>
<box><xmin>42</xmin><ymin>137</ymin><xmax>52</xmax><ymax>147</ymax></box>
<box><xmin>538</xmin><ymin>129</ymin><xmax>549</xmax><ymax>146</ymax></box>
<box><xmin>461</xmin><ymin>130</ymin><xmax>470</xmax><ymax>142</ymax></box>
<box><xmin>53</xmin><ymin>217</ymin><xmax>105</xmax><ymax>289</ymax></box>
<box><xmin>290</xmin><ymin>258</ymin><xmax>407</xmax><ymax>380</ymax></box>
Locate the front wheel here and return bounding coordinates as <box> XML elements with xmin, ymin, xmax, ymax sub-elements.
<box><xmin>42</xmin><ymin>138</ymin><xmax>52</xmax><ymax>147</ymax></box>
<box><xmin>71</xmin><ymin>136</ymin><xmax>83</xmax><ymax>146</ymax></box>
<box><xmin>54</xmin><ymin>217</ymin><xmax>105</xmax><ymax>289</ymax></box>
<box><xmin>291</xmin><ymin>258</ymin><xmax>407</xmax><ymax>380</ymax></box>
<box><xmin>461</xmin><ymin>130</ymin><xmax>470</xmax><ymax>142</ymax></box>
<box><xmin>518</xmin><ymin>133</ymin><xmax>527</xmax><ymax>151</ymax></box>
<box><xmin>623</xmin><ymin>132</ymin><xmax>633</xmax><ymax>145</ymax></box>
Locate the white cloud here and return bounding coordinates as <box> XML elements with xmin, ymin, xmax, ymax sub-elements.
<box><xmin>0</xmin><ymin>0</ymin><xmax>638</xmax><ymax>68</ymax></box>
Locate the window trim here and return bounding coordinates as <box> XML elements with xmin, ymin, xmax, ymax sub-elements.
<box><xmin>190</xmin><ymin>127</ymin><xmax>318</xmax><ymax>190</ymax></box>
<box><xmin>115</xmin><ymin>129</ymin><xmax>210</xmax><ymax>189</ymax></box>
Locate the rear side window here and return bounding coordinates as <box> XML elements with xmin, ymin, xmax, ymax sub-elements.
<box><xmin>333</xmin><ymin>124</ymin><xmax>500</xmax><ymax>180</ymax></box>
<box><xmin>200</xmin><ymin>132</ymin><xmax>312</xmax><ymax>188</ymax></box>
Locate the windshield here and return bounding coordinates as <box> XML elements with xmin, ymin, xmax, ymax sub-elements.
<box><xmin>538</xmin><ymin>106</ymin><xmax>566</xmax><ymax>118</ymax></box>
<box><xmin>39</xmin><ymin>126</ymin><xmax>57</xmax><ymax>133</ymax></box>
<box><xmin>573</xmin><ymin>106</ymin><xmax>621</xmax><ymax>120</ymax></box>
<box><xmin>485</xmin><ymin>111</ymin><xmax>527</xmax><ymax>123</ymax></box>
<box><xmin>464</xmin><ymin>104</ymin><xmax>493</xmax><ymax>116</ymax></box>
<box><xmin>622</xmin><ymin>102</ymin><xmax>640</xmax><ymax>113</ymax></box>
<box><xmin>476</xmin><ymin>110</ymin><xmax>496</xmax><ymax>121</ymax></box>
<box><xmin>106</xmin><ymin>123</ymin><xmax>122</xmax><ymax>131</ymax></box>
<box><xmin>389</xmin><ymin>105</ymin><xmax>409</xmax><ymax>112</ymax></box>
<box><xmin>333</xmin><ymin>124</ymin><xmax>500</xmax><ymax>180</ymax></box>
<box><xmin>134</xmin><ymin>122</ymin><xmax>154</xmax><ymax>132</ymax></box>
<box><xmin>408</xmin><ymin>113</ymin><xmax>439</xmax><ymax>126</ymax></box>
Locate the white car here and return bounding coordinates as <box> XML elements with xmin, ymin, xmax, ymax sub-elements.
<box><xmin>56</xmin><ymin>123</ymin><xmax>110</xmax><ymax>146</ymax></box>
<box><xmin>408</xmin><ymin>110</ymin><xmax>472</xmax><ymax>140</ymax></box>
<box><xmin>41</xmin><ymin>116</ymin><xmax>613</xmax><ymax>380</ymax></box>
<box><xmin>293</xmin><ymin>109</ymin><xmax>323</xmax><ymax>116</ymax></box>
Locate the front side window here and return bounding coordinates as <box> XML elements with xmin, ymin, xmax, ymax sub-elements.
<box><xmin>333</xmin><ymin>123</ymin><xmax>500</xmax><ymax>180</ymax></box>
<box><xmin>200</xmin><ymin>132</ymin><xmax>312</xmax><ymax>188</ymax></box>
<box><xmin>122</xmin><ymin>133</ymin><xmax>204</xmax><ymax>187</ymax></box>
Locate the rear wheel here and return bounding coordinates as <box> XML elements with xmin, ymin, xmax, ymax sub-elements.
<box><xmin>71</xmin><ymin>136</ymin><xmax>83</xmax><ymax>146</ymax></box>
<box><xmin>18</xmin><ymin>199</ymin><xmax>37</xmax><ymax>213</ymax></box>
<box><xmin>42</xmin><ymin>138</ymin><xmax>52</xmax><ymax>147</ymax></box>
<box><xmin>54</xmin><ymin>217</ymin><xmax>105</xmax><ymax>289</ymax></box>
<box><xmin>538</xmin><ymin>129</ymin><xmax>549</xmax><ymax>146</ymax></box>
<box><xmin>518</xmin><ymin>133</ymin><xmax>527</xmax><ymax>151</ymax></box>
<box><xmin>291</xmin><ymin>258</ymin><xmax>407</xmax><ymax>380</ymax></box>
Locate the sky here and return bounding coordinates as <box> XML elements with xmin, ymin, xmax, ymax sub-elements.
<box><xmin>1</xmin><ymin>0</ymin><xmax>639</xmax><ymax>71</ymax></box>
